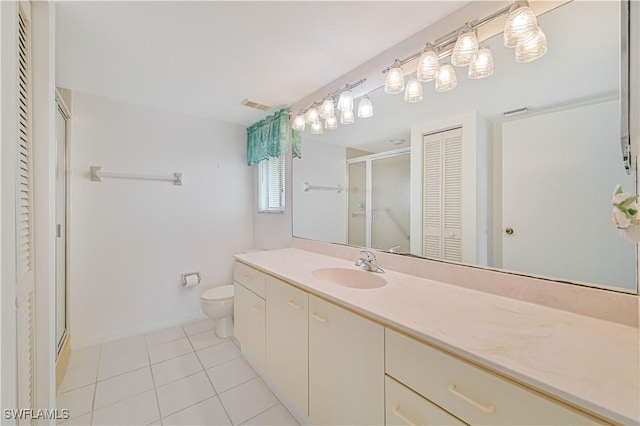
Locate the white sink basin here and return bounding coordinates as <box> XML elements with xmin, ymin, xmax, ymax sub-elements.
<box><xmin>311</xmin><ymin>267</ymin><xmax>387</xmax><ymax>289</ymax></box>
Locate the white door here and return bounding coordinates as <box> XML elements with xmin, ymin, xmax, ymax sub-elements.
<box><xmin>15</xmin><ymin>1</ymin><xmax>36</xmax><ymax>418</ymax></box>
<box><xmin>502</xmin><ymin>101</ymin><xmax>636</xmax><ymax>288</ymax></box>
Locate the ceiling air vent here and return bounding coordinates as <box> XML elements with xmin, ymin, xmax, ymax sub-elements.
<box><xmin>241</xmin><ymin>98</ymin><xmax>271</xmax><ymax>111</ymax></box>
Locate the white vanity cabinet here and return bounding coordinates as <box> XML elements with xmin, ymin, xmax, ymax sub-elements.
<box><xmin>385</xmin><ymin>328</ymin><xmax>600</xmax><ymax>426</ymax></box>
<box><xmin>386</xmin><ymin>375</ymin><xmax>466</xmax><ymax>426</ymax></box>
<box><xmin>233</xmin><ymin>262</ymin><xmax>266</xmax><ymax>368</ymax></box>
<box><xmin>265</xmin><ymin>276</ymin><xmax>309</xmax><ymax>415</ymax></box>
<box><xmin>308</xmin><ymin>295</ymin><xmax>385</xmax><ymax>425</ymax></box>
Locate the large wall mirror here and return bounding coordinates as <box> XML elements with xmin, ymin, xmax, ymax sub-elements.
<box><xmin>292</xmin><ymin>0</ymin><xmax>638</xmax><ymax>293</ymax></box>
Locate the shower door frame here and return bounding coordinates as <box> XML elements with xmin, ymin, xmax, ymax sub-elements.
<box><xmin>346</xmin><ymin>147</ymin><xmax>410</xmax><ymax>249</ymax></box>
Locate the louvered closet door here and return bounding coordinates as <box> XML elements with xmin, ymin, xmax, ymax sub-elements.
<box><xmin>442</xmin><ymin>129</ymin><xmax>462</xmax><ymax>261</ymax></box>
<box><xmin>422</xmin><ymin>128</ymin><xmax>462</xmax><ymax>262</ymax></box>
<box><xmin>423</xmin><ymin>133</ymin><xmax>443</xmax><ymax>258</ymax></box>
<box><xmin>15</xmin><ymin>2</ymin><xmax>35</xmax><ymax>420</ymax></box>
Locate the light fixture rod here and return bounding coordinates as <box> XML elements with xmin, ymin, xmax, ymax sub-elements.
<box><xmin>382</xmin><ymin>2</ymin><xmax>515</xmax><ymax>73</ymax></box>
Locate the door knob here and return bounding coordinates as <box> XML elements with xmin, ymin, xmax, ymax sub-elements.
<box><xmin>505</xmin><ymin>227</ymin><xmax>514</xmax><ymax>235</ymax></box>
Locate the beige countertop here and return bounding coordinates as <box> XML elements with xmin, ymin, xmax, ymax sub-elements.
<box><xmin>235</xmin><ymin>248</ymin><xmax>639</xmax><ymax>425</ymax></box>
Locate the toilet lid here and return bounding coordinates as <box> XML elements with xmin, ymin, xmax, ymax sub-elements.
<box><xmin>201</xmin><ymin>285</ymin><xmax>234</xmax><ymax>301</ymax></box>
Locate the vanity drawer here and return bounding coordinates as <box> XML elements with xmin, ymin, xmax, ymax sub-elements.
<box><xmin>386</xmin><ymin>375</ymin><xmax>466</xmax><ymax>426</ymax></box>
<box><xmin>233</xmin><ymin>261</ymin><xmax>266</xmax><ymax>298</ymax></box>
<box><xmin>385</xmin><ymin>329</ymin><xmax>600</xmax><ymax>425</ymax></box>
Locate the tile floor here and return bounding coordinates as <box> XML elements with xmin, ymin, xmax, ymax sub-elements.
<box><xmin>57</xmin><ymin>319</ymin><xmax>298</xmax><ymax>426</ymax></box>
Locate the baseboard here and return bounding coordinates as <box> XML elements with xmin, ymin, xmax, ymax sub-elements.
<box><xmin>72</xmin><ymin>312</ymin><xmax>207</xmax><ymax>349</ymax></box>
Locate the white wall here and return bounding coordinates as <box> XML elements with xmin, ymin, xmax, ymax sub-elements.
<box><xmin>292</xmin><ymin>142</ymin><xmax>346</xmax><ymax>244</ymax></box>
<box><xmin>70</xmin><ymin>92</ymin><xmax>253</xmax><ymax>348</ymax></box>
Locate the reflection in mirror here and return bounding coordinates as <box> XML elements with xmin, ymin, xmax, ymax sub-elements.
<box><xmin>292</xmin><ymin>1</ymin><xmax>637</xmax><ymax>293</ymax></box>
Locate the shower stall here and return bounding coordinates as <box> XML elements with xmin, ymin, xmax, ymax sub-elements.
<box><xmin>347</xmin><ymin>148</ymin><xmax>410</xmax><ymax>253</ymax></box>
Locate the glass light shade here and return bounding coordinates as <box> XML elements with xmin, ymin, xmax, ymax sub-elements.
<box><xmin>515</xmin><ymin>28</ymin><xmax>547</xmax><ymax>62</ymax></box>
<box><xmin>404</xmin><ymin>76</ymin><xmax>423</xmax><ymax>103</ymax></box>
<box><xmin>291</xmin><ymin>114</ymin><xmax>306</xmax><ymax>131</ymax></box>
<box><xmin>435</xmin><ymin>64</ymin><xmax>457</xmax><ymax>92</ymax></box>
<box><xmin>417</xmin><ymin>49</ymin><xmax>439</xmax><ymax>82</ymax></box>
<box><xmin>319</xmin><ymin>99</ymin><xmax>335</xmax><ymax>119</ymax></box>
<box><xmin>325</xmin><ymin>114</ymin><xmax>338</xmax><ymax>130</ymax></box>
<box><xmin>384</xmin><ymin>65</ymin><xmax>405</xmax><ymax>94</ymax></box>
<box><xmin>340</xmin><ymin>110</ymin><xmax>355</xmax><ymax>125</ymax></box>
<box><xmin>504</xmin><ymin>4</ymin><xmax>539</xmax><ymax>48</ymax></box>
<box><xmin>357</xmin><ymin>96</ymin><xmax>374</xmax><ymax>118</ymax></box>
<box><xmin>304</xmin><ymin>107</ymin><xmax>319</xmax><ymax>124</ymax></box>
<box><xmin>310</xmin><ymin>120</ymin><xmax>323</xmax><ymax>134</ymax></box>
<box><xmin>468</xmin><ymin>47</ymin><xmax>494</xmax><ymax>79</ymax></box>
<box><xmin>451</xmin><ymin>30</ymin><xmax>479</xmax><ymax>67</ymax></box>
<box><xmin>337</xmin><ymin>90</ymin><xmax>354</xmax><ymax>112</ymax></box>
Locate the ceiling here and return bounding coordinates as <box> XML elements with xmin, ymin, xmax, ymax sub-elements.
<box><xmin>55</xmin><ymin>1</ymin><xmax>470</xmax><ymax>126</ymax></box>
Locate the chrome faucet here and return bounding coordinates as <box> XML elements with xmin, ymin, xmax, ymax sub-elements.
<box><xmin>355</xmin><ymin>250</ymin><xmax>385</xmax><ymax>274</ymax></box>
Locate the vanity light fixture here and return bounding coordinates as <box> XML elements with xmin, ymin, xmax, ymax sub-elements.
<box><xmin>337</xmin><ymin>90</ymin><xmax>354</xmax><ymax>112</ymax></box>
<box><xmin>357</xmin><ymin>95</ymin><xmax>374</xmax><ymax>118</ymax></box>
<box><xmin>304</xmin><ymin>106</ymin><xmax>319</xmax><ymax>125</ymax></box>
<box><xmin>435</xmin><ymin>64</ymin><xmax>457</xmax><ymax>92</ymax></box>
<box><xmin>504</xmin><ymin>2</ymin><xmax>539</xmax><ymax>48</ymax></box>
<box><xmin>341</xmin><ymin>110</ymin><xmax>355</xmax><ymax>125</ymax></box>
<box><xmin>417</xmin><ymin>45</ymin><xmax>440</xmax><ymax>82</ymax></box>
<box><xmin>515</xmin><ymin>28</ymin><xmax>547</xmax><ymax>63</ymax></box>
<box><xmin>325</xmin><ymin>114</ymin><xmax>338</xmax><ymax>130</ymax></box>
<box><xmin>451</xmin><ymin>27</ymin><xmax>479</xmax><ymax>67</ymax></box>
<box><xmin>319</xmin><ymin>98</ymin><xmax>335</xmax><ymax>119</ymax></box>
<box><xmin>404</xmin><ymin>75</ymin><xmax>424</xmax><ymax>103</ymax></box>
<box><xmin>292</xmin><ymin>114</ymin><xmax>306</xmax><ymax>131</ymax></box>
<box><xmin>380</xmin><ymin>0</ymin><xmax>548</xmax><ymax>96</ymax></box>
<box><xmin>468</xmin><ymin>47</ymin><xmax>494</xmax><ymax>79</ymax></box>
<box><xmin>310</xmin><ymin>120</ymin><xmax>323</xmax><ymax>134</ymax></box>
<box><xmin>384</xmin><ymin>60</ymin><xmax>405</xmax><ymax>94</ymax></box>
<box><xmin>291</xmin><ymin>78</ymin><xmax>365</xmax><ymax>136</ymax></box>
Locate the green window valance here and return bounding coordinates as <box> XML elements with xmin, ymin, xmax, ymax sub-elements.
<box><xmin>247</xmin><ymin>107</ymin><xmax>302</xmax><ymax>166</ymax></box>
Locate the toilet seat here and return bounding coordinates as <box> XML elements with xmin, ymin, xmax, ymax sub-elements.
<box><xmin>201</xmin><ymin>285</ymin><xmax>234</xmax><ymax>301</ymax></box>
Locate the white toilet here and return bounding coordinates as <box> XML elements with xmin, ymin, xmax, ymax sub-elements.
<box><xmin>200</xmin><ymin>285</ymin><xmax>234</xmax><ymax>338</ymax></box>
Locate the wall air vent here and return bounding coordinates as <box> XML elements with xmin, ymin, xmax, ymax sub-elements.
<box><xmin>241</xmin><ymin>98</ymin><xmax>271</xmax><ymax>111</ymax></box>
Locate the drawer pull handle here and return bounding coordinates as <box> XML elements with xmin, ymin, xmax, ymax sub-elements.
<box><xmin>448</xmin><ymin>384</ymin><xmax>495</xmax><ymax>413</ymax></box>
<box><xmin>310</xmin><ymin>312</ymin><xmax>328</xmax><ymax>323</ymax></box>
<box><xmin>392</xmin><ymin>405</ymin><xmax>422</xmax><ymax>426</ymax></box>
<box><xmin>251</xmin><ymin>304</ymin><xmax>263</xmax><ymax>313</ymax></box>
<box><xmin>287</xmin><ymin>300</ymin><xmax>302</xmax><ymax>310</ymax></box>
<box><xmin>242</xmin><ymin>274</ymin><xmax>250</xmax><ymax>281</ymax></box>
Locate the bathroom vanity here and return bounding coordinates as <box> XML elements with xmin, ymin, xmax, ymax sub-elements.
<box><xmin>233</xmin><ymin>248</ymin><xmax>639</xmax><ymax>426</ymax></box>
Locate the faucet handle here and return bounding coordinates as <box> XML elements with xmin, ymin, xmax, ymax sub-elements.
<box><xmin>359</xmin><ymin>250</ymin><xmax>375</xmax><ymax>261</ymax></box>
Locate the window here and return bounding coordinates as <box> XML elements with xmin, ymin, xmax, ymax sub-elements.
<box><xmin>258</xmin><ymin>154</ymin><xmax>285</xmax><ymax>213</ymax></box>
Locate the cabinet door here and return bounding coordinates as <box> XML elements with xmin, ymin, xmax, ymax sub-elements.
<box><xmin>308</xmin><ymin>295</ymin><xmax>384</xmax><ymax>425</ymax></box>
<box><xmin>233</xmin><ymin>283</ymin><xmax>265</xmax><ymax>368</ymax></box>
<box><xmin>266</xmin><ymin>277</ymin><xmax>309</xmax><ymax>415</ymax></box>
<box><xmin>386</xmin><ymin>376</ymin><xmax>465</xmax><ymax>426</ymax></box>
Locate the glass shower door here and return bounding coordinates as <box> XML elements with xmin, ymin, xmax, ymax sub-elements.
<box><xmin>371</xmin><ymin>153</ymin><xmax>410</xmax><ymax>252</ymax></box>
<box><xmin>347</xmin><ymin>162</ymin><xmax>366</xmax><ymax>247</ymax></box>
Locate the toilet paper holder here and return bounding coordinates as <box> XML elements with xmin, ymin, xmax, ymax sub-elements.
<box><xmin>181</xmin><ymin>272</ymin><xmax>201</xmax><ymax>287</ymax></box>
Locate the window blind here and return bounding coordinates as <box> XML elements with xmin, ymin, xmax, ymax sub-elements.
<box><xmin>258</xmin><ymin>155</ymin><xmax>285</xmax><ymax>212</ymax></box>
